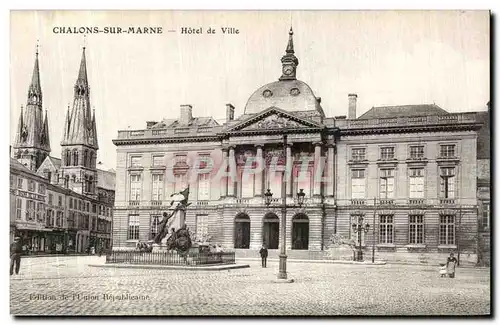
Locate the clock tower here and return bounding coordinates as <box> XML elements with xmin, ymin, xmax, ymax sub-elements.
<box><xmin>279</xmin><ymin>27</ymin><xmax>299</xmax><ymax>81</ymax></box>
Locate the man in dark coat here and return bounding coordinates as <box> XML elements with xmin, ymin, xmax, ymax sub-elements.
<box><xmin>10</xmin><ymin>237</ymin><xmax>22</xmax><ymax>275</ymax></box>
<box><xmin>259</xmin><ymin>243</ymin><xmax>268</xmax><ymax>268</ymax></box>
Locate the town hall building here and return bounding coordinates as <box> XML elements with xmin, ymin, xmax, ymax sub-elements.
<box><xmin>112</xmin><ymin>28</ymin><xmax>488</xmax><ymax>264</ymax></box>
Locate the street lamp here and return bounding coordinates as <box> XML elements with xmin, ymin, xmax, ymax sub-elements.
<box><xmin>352</xmin><ymin>215</ymin><xmax>370</xmax><ymax>262</ymax></box>
<box><xmin>297</xmin><ymin>189</ymin><xmax>306</xmax><ymax>207</ymax></box>
<box><xmin>264</xmin><ymin>189</ymin><xmax>273</xmax><ymax>206</ymax></box>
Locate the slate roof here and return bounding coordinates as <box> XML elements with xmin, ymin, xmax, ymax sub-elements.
<box><xmin>10</xmin><ymin>157</ymin><xmax>32</xmax><ymax>173</ymax></box>
<box><xmin>47</xmin><ymin>156</ymin><xmax>61</xmax><ymax>169</ymax></box>
<box><xmin>150</xmin><ymin>116</ymin><xmax>219</xmax><ymax>129</ymax></box>
<box><xmin>358</xmin><ymin>104</ymin><xmax>449</xmax><ymax>119</ymax></box>
<box><xmin>97</xmin><ymin>168</ymin><xmax>116</xmax><ymax>191</ymax></box>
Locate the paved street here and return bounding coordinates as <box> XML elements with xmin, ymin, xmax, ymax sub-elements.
<box><xmin>10</xmin><ymin>256</ymin><xmax>490</xmax><ymax>316</ymax></box>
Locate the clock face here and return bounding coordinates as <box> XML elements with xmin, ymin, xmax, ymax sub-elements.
<box><xmin>283</xmin><ymin>66</ymin><xmax>294</xmax><ymax>75</ymax></box>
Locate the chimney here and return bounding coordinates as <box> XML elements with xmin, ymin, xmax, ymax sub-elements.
<box><xmin>146</xmin><ymin>121</ymin><xmax>158</xmax><ymax>128</ymax></box>
<box><xmin>348</xmin><ymin>94</ymin><xmax>357</xmax><ymax>119</ymax></box>
<box><xmin>316</xmin><ymin>97</ymin><xmax>322</xmax><ymax>104</ymax></box>
<box><xmin>226</xmin><ymin>103</ymin><xmax>235</xmax><ymax>121</ymax></box>
<box><xmin>180</xmin><ymin>104</ymin><xmax>193</xmax><ymax>125</ymax></box>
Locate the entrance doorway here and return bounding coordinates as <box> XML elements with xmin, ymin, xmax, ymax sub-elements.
<box><xmin>262</xmin><ymin>213</ymin><xmax>280</xmax><ymax>249</ymax></box>
<box><xmin>292</xmin><ymin>213</ymin><xmax>309</xmax><ymax>250</ymax></box>
<box><xmin>234</xmin><ymin>213</ymin><xmax>251</xmax><ymax>249</ymax></box>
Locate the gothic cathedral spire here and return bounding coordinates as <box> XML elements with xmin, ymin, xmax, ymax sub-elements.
<box><xmin>279</xmin><ymin>27</ymin><xmax>299</xmax><ymax>81</ymax></box>
<box><xmin>13</xmin><ymin>45</ymin><xmax>50</xmax><ymax>171</ymax></box>
<box><xmin>61</xmin><ymin>47</ymin><xmax>98</xmax><ymax>149</ymax></box>
<box><xmin>60</xmin><ymin>46</ymin><xmax>98</xmax><ymax>197</ymax></box>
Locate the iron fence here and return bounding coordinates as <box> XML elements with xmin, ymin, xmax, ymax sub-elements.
<box><xmin>106</xmin><ymin>250</ymin><xmax>235</xmax><ymax>266</ymax></box>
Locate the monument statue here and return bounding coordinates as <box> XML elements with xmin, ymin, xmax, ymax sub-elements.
<box><xmin>153</xmin><ymin>186</ymin><xmax>192</xmax><ymax>255</ymax></box>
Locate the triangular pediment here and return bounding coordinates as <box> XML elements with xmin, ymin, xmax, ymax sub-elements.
<box><xmin>228</xmin><ymin>107</ymin><xmax>322</xmax><ymax>133</ymax></box>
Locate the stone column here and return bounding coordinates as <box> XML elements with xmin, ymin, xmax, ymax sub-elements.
<box><xmin>220</xmin><ymin>148</ymin><xmax>228</xmax><ymax>198</ymax></box>
<box><xmin>255</xmin><ymin>145</ymin><xmax>263</xmax><ymax>196</ymax></box>
<box><xmin>313</xmin><ymin>142</ymin><xmax>323</xmax><ymax>196</ymax></box>
<box><xmin>286</xmin><ymin>143</ymin><xmax>293</xmax><ymax>197</ymax></box>
<box><xmin>327</xmin><ymin>144</ymin><xmax>335</xmax><ymax>197</ymax></box>
<box><xmin>227</xmin><ymin>146</ymin><xmax>236</xmax><ymax>197</ymax></box>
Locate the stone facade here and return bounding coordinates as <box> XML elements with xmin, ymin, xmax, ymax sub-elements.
<box><xmin>112</xmin><ymin>28</ymin><xmax>487</xmax><ymax>263</ymax></box>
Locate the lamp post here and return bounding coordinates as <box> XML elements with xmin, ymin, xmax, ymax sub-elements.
<box><xmin>264</xmin><ymin>132</ymin><xmax>303</xmax><ymax>281</ymax></box>
<box><xmin>352</xmin><ymin>215</ymin><xmax>370</xmax><ymax>262</ymax></box>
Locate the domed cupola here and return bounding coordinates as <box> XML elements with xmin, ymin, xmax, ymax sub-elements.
<box><xmin>243</xmin><ymin>27</ymin><xmax>323</xmax><ymax>116</ymax></box>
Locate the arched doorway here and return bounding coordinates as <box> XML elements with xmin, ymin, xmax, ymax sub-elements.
<box><xmin>234</xmin><ymin>213</ymin><xmax>250</xmax><ymax>249</ymax></box>
<box><xmin>262</xmin><ymin>213</ymin><xmax>280</xmax><ymax>249</ymax></box>
<box><xmin>292</xmin><ymin>213</ymin><xmax>309</xmax><ymax>250</ymax></box>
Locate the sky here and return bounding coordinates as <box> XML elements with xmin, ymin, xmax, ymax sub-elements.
<box><xmin>9</xmin><ymin>10</ymin><xmax>490</xmax><ymax>170</ymax></box>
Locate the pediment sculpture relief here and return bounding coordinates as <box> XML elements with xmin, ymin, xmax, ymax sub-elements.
<box><xmin>244</xmin><ymin>114</ymin><xmax>303</xmax><ymax>130</ymax></box>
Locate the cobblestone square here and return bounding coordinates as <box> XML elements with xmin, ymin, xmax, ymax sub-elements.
<box><xmin>9</xmin><ymin>256</ymin><xmax>490</xmax><ymax>316</ymax></box>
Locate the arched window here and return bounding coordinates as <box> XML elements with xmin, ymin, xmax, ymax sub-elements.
<box><xmin>89</xmin><ymin>152</ymin><xmax>94</xmax><ymax>168</ymax></box>
<box><xmin>84</xmin><ymin>150</ymin><xmax>88</xmax><ymax>168</ymax></box>
<box><xmin>65</xmin><ymin>150</ymin><xmax>71</xmax><ymax>166</ymax></box>
<box><xmin>73</xmin><ymin>150</ymin><xmax>79</xmax><ymax>166</ymax></box>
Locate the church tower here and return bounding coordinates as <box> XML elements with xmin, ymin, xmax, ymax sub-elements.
<box><xmin>60</xmin><ymin>47</ymin><xmax>99</xmax><ymax>196</ymax></box>
<box><xmin>279</xmin><ymin>27</ymin><xmax>299</xmax><ymax>81</ymax></box>
<box><xmin>13</xmin><ymin>46</ymin><xmax>51</xmax><ymax>171</ymax></box>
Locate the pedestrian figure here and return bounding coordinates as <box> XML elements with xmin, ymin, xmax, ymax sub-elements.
<box><xmin>259</xmin><ymin>243</ymin><xmax>268</xmax><ymax>268</ymax></box>
<box><xmin>439</xmin><ymin>263</ymin><xmax>447</xmax><ymax>277</ymax></box>
<box><xmin>446</xmin><ymin>252</ymin><xmax>458</xmax><ymax>278</ymax></box>
<box><xmin>10</xmin><ymin>237</ymin><xmax>22</xmax><ymax>275</ymax></box>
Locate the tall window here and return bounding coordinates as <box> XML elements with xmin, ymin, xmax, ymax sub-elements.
<box><xmin>174</xmin><ymin>173</ymin><xmax>187</xmax><ymax>192</ymax></box>
<box><xmin>150</xmin><ymin>215</ymin><xmax>161</xmax><ymax>240</ymax></box>
<box><xmin>130</xmin><ymin>156</ymin><xmax>142</xmax><ymax>168</ymax></box>
<box><xmin>351</xmin><ymin>169</ymin><xmax>366</xmax><ymax>199</ymax></box>
<box><xmin>17</xmin><ymin>178</ymin><xmax>23</xmax><ymax>189</ymax></box>
<box><xmin>28</xmin><ymin>180</ymin><xmax>35</xmax><ymax>192</ymax></box>
<box><xmin>152</xmin><ymin>155</ymin><xmax>164</xmax><ymax>167</ymax></box>
<box><xmin>439</xmin><ymin>215</ymin><xmax>455</xmax><ymax>245</ymax></box>
<box><xmin>352</xmin><ymin>148</ymin><xmax>366</xmax><ymax>161</ymax></box>
<box><xmin>48</xmin><ymin>193</ymin><xmax>53</xmax><ymax>205</ymax></box>
<box><xmin>130</xmin><ymin>175</ymin><xmax>141</xmax><ymax>201</ymax></box>
<box><xmin>409</xmin><ymin>215</ymin><xmax>424</xmax><ymax>244</ymax></box>
<box><xmin>198</xmin><ymin>173</ymin><xmax>211</xmax><ymax>200</ymax></box>
<box><xmin>440</xmin><ymin>144</ymin><xmax>456</xmax><ymax>158</ymax></box>
<box><xmin>440</xmin><ymin>167</ymin><xmax>456</xmax><ymax>198</ymax></box>
<box><xmin>481</xmin><ymin>202</ymin><xmax>490</xmax><ymax>230</ymax></box>
<box><xmin>128</xmin><ymin>215</ymin><xmax>140</xmax><ymax>240</ymax></box>
<box><xmin>73</xmin><ymin>150</ymin><xmax>79</xmax><ymax>166</ymax></box>
<box><xmin>38</xmin><ymin>184</ymin><xmax>46</xmax><ymax>194</ymax></box>
<box><xmin>379</xmin><ymin>215</ymin><xmax>394</xmax><ymax>244</ymax></box>
<box><xmin>409</xmin><ymin>145</ymin><xmax>424</xmax><ymax>159</ymax></box>
<box><xmin>151</xmin><ymin>174</ymin><xmax>164</xmax><ymax>201</ymax></box>
<box><xmin>36</xmin><ymin>202</ymin><xmax>44</xmax><ymax>223</ymax></box>
<box><xmin>267</xmin><ymin>169</ymin><xmax>283</xmax><ymax>199</ymax></box>
<box><xmin>89</xmin><ymin>152</ymin><xmax>94</xmax><ymax>168</ymax></box>
<box><xmin>59</xmin><ymin>196</ymin><xmax>63</xmax><ymax>207</ymax></box>
<box><xmin>409</xmin><ymin>168</ymin><xmax>424</xmax><ymax>198</ymax></box>
<box><xmin>65</xmin><ymin>150</ymin><xmax>71</xmax><ymax>166</ymax></box>
<box><xmin>46</xmin><ymin>209</ymin><xmax>52</xmax><ymax>226</ymax></box>
<box><xmin>84</xmin><ymin>150</ymin><xmax>88</xmax><ymax>168</ymax></box>
<box><xmin>196</xmin><ymin>214</ymin><xmax>209</xmax><ymax>239</ymax></box>
<box><xmin>56</xmin><ymin>211</ymin><xmax>63</xmax><ymax>227</ymax></box>
<box><xmin>295</xmin><ymin>166</ymin><xmax>312</xmax><ymax>198</ymax></box>
<box><xmin>240</xmin><ymin>172</ymin><xmax>254</xmax><ymax>198</ymax></box>
<box><xmin>380</xmin><ymin>147</ymin><xmax>395</xmax><ymax>160</ymax></box>
<box><xmin>379</xmin><ymin>169</ymin><xmax>394</xmax><ymax>199</ymax></box>
<box><xmin>16</xmin><ymin>198</ymin><xmax>22</xmax><ymax>220</ymax></box>
<box><xmin>10</xmin><ymin>175</ymin><xmax>14</xmax><ymax>188</ymax></box>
